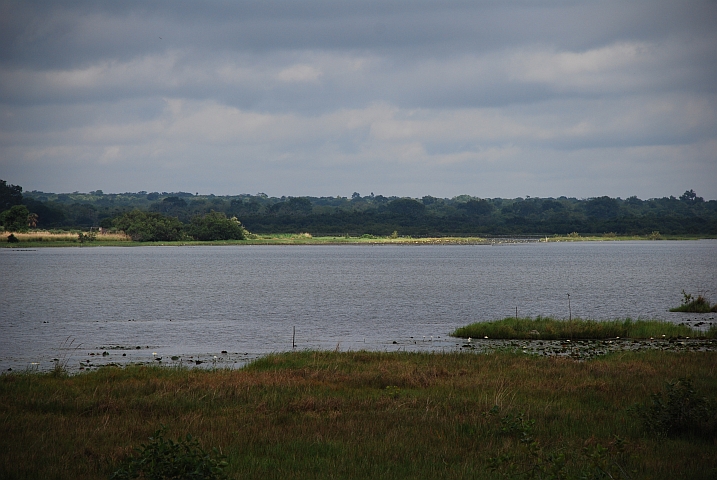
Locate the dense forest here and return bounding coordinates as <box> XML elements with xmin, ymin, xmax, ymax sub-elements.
<box><xmin>2</xmin><ymin>179</ymin><xmax>716</xmax><ymax>237</ymax></box>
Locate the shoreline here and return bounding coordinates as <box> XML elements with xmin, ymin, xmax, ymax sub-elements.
<box><xmin>2</xmin><ymin>233</ymin><xmax>715</xmax><ymax>248</ymax></box>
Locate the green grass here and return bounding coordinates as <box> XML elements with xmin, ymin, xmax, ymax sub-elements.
<box><xmin>5</xmin><ymin>231</ymin><xmax>715</xmax><ymax>248</ymax></box>
<box><xmin>2</xmin><ymin>233</ymin><xmax>490</xmax><ymax>247</ymax></box>
<box><xmin>2</xmin><ymin>350</ymin><xmax>716</xmax><ymax>479</ymax></box>
<box><xmin>669</xmin><ymin>291</ymin><xmax>717</xmax><ymax>313</ymax></box>
<box><xmin>452</xmin><ymin>317</ymin><xmax>717</xmax><ymax>340</ymax></box>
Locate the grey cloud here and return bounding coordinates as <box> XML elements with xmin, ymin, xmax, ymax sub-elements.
<box><xmin>1</xmin><ymin>0</ymin><xmax>716</xmax><ymax>199</ymax></box>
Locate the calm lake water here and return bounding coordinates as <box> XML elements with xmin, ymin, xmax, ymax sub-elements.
<box><xmin>1</xmin><ymin>241</ymin><xmax>716</xmax><ymax>372</ymax></box>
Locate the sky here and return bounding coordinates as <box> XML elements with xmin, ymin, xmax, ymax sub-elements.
<box><xmin>1</xmin><ymin>1</ymin><xmax>716</xmax><ymax>200</ymax></box>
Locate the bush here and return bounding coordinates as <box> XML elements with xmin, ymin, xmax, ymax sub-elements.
<box><xmin>113</xmin><ymin>210</ymin><xmax>185</xmax><ymax>242</ymax></box>
<box><xmin>186</xmin><ymin>212</ymin><xmax>246</xmax><ymax>241</ymax></box>
<box><xmin>110</xmin><ymin>427</ymin><xmax>229</xmax><ymax>480</ymax></box>
<box><xmin>631</xmin><ymin>378</ymin><xmax>717</xmax><ymax>439</ymax></box>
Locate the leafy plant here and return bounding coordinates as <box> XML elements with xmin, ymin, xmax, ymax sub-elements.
<box><xmin>485</xmin><ymin>406</ymin><xmax>633</xmax><ymax>479</ymax></box>
<box><xmin>630</xmin><ymin>378</ymin><xmax>717</xmax><ymax>439</ymax></box>
<box><xmin>186</xmin><ymin>212</ymin><xmax>246</xmax><ymax>241</ymax></box>
<box><xmin>110</xmin><ymin>426</ymin><xmax>230</xmax><ymax>480</ymax></box>
<box><xmin>485</xmin><ymin>406</ymin><xmax>568</xmax><ymax>480</ymax></box>
<box><xmin>78</xmin><ymin>231</ymin><xmax>97</xmax><ymax>243</ymax></box>
<box><xmin>112</xmin><ymin>210</ymin><xmax>185</xmax><ymax>242</ymax></box>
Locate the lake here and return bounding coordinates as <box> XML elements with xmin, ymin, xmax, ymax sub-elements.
<box><xmin>1</xmin><ymin>241</ymin><xmax>716</xmax><ymax>372</ymax></box>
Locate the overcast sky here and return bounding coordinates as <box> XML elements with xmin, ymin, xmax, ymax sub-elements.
<box><xmin>1</xmin><ymin>1</ymin><xmax>716</xmax><ymax>199</ymax></box>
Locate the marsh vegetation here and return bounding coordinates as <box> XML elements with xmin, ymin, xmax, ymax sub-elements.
<box><xmin>670</xmin><ymin>290</ymin><xmax>717</xmax><ymax>313</ymax></box>
<box><xmin>453</xmin><ymin>317</ymin><xmax>717</xmax><ymax>340</ymax></box>
<box><xmin>1</xmin><ymin>350</ymin><xmax>716</xmax><ymax>479</ymax></box>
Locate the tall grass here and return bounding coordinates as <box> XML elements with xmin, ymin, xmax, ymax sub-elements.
<box><xmin>452</xmin><ymin>316</ymin><xmax>715</xmax><ymax>339</ymax></box>
<box><xmin>1</xmin><ymin>230</ymin><xmax>131</xmax><ymax>242</ymax></box>
<box><xmin>1</xmin><ymin>350</ymin><xmax>716</xmax><ymax>479</ymax></box>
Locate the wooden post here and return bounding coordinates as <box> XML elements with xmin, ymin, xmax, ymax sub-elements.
<box><xmin>292</xmin><ymin>326</ymin><xmax>296</xmax><ymax>349</ymax></box>
<box><xmin>567</xmin><ymin>293</ymin><xmax>571</xmax><ymax>321</ymax></box>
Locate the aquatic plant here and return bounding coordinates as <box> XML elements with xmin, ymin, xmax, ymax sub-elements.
<box><xmin>669</xmin><ymin>290</ymin><xmax>717</xmax><ymax>313</ymax></box>
<box><xmin>452</xmin><ymin>317</ymin><xmax>713</xmax><ymax>340</ymax></box>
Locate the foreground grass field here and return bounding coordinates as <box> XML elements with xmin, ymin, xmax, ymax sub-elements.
<box><xmin>1</xmin><ymin>350</ymin><xmax>716</xmax><ymax>479</ymax></box>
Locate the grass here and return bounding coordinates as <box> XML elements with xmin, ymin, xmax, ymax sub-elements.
<box><xmin>452</xmin><ymin>317</ymin><xmax>717</xmax><ymax>340</ymax></box>
<box><xmin>669</xmin><ymin>291</ymin><xmax>717</xmax><ymax>313</ymax></box>
<box><xmin>1</xmin><ymin>230</ymin><xmax>131</xmax><ymax>244</ymax></box>
<box><xmin>4</xmin><ymin>230</ymin><xmax>714</xmax><ymax>248</ymax></box>
<box><xmin>1</xmin><ymin>350</ymin><xmax>716</xmax><ymax>479</ymax></box>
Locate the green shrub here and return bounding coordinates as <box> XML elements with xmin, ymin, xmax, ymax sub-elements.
<box><xmin>630</xmin><ymin>378</ymin><xmax>717</xmax><ymax>439</ymax></box>
<box><xmin>110</xmin><ymin>427</ymin><xmax>229</xmax><ymax>480</ymax></box>
<box><xmin>0</xmin><ymin>205</ymin><xmax>31</xmax><ymax>232</ymax></box>
<box><xmin>186</xmin><ymin>212</ymin><xmax>245</xmax><ymax>241</ymax></box>
<box><xmin>112</xmin><ymin>210</ymin><xmax>185</xmax><ymax>242</ymax></box>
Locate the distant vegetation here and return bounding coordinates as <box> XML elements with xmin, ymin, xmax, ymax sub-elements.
<box><xmin>670</xmin><ymin>291</ymin><xmax>717</xmax><ymax>313</ymax></box>
<box><xmin>2</xmin><ymin>179</ymin><xmax>717</xmax><ymax>239</ymax></box>
<box><xmin>453</xmin><ymin>317</ymin><xmax>717</xmax><ymax>340</ymax></box>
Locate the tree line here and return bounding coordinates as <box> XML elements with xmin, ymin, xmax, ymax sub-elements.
<box><xmin>2</xmin><ymin>179</ymin><xmax>716</xmax><ymax>239</ymax></box>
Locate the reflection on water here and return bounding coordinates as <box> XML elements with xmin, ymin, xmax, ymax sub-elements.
<box><xmin>1</xmin><ymin>241</ymin><xmax>716</xmax><ymax>372</ymax></box>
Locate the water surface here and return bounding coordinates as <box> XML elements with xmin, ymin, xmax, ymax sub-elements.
<box><xmin>1</xmin><ymin>241</ymin><xmax>715</xmax><ymax>371</ymax></box>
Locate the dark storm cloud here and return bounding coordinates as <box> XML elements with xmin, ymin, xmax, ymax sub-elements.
<box><xmin>1</xmin><ymin>1</ymin><xmax>716</xmax><ymax>198</ymax></box>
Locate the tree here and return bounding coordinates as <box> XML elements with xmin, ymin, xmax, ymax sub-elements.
<box><xmin>0</xmin><ymin>179</ymin><xmax>23</xmax><ymax>212</ymax></box>
<box><xmin>458</xmin><ymin>199</ymin><xmax>495</xmax><ymax>216</ymax></box>
<box><xmin>113</xmin><ymin>210</ymin><xmax>184</xmax><ymax>241</ymax></box>
<box><xmin>679</xmin><ymin>189</ymin><xmax>703</xmax><ymax>203</ymax></box>
<box><xmin>0</xmin><ymin>205</ymin><xmax>31</xmax><ymax>232</ymax></box>
<box><xmin>386</xmin><ymin>198</ymin><xmax>426</xmax><ymax>217</ymax></box>
<box><xmin>186</xmin><ymin>212</ymin><xmax>246</xmax><ymax>241</ymax></box>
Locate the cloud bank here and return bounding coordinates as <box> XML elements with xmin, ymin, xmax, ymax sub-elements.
<box><xmin>1</xmin><ymin>1</ymin><xmax>716</xmax><ymax>198</ymax></box>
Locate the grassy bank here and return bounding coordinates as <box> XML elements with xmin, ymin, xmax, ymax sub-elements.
<box><xmin>0</xmin><ymin>232</ymin><xmax>492</xmax><ymax>247</ymax></box>
<box><xmin>453</xmin><ymin>317</ymin><xmax>717</xmax><ymax>340</ymax></box>
<box><xmin>1</xmin><ymin>350</ymin><xmax>716</xmax><ymax>479</ymax></box>
<box><xmin>3</xmin><ymin>230</ymin><xmax>715</xmax><ymax>248</ymax></box>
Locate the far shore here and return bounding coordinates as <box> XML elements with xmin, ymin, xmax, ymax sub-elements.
<box><xmin>2</xmin><ymin>230</ymin><xmax>715</xmax><ymax>248</ymax></box>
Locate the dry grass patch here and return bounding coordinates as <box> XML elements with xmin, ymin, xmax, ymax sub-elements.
<box><xmin>1</xmin><ymin>230</ymin><xmax>131</xmax><ymax>242</ymax></box>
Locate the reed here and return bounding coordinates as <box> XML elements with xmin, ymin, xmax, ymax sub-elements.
<box><xmin>1</xmin><ymin>350</ymin><xmax>716</xmax><ymax>479</ymax></box>
<box><xmin>453</xmin><ymin>317</ymin><xmax>716</xmax><ymax>340</ymax></box>
<box><xmin>1</xmin><ymin>230</ymin><xmax>131</xmax><ymax>243</ymax></box>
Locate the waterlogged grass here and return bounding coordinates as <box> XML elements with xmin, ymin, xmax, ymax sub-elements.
<box><xmin>453</xmin><ymin>317</ymin><xmax>717</xmax><ymax>340</ymax></box>
<box><xmin>1</xmin><ymin>350</ymin><xmax>716</xmax><ymax>479</ymax></box>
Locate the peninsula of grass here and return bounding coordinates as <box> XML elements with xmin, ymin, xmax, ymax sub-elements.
<box><xmin>452</xmin><ymin>317</ymin><xmax>717</xmax><ymax>340</ymax></box>
<box><xmin>1</xmin><ymin>350</ymin><xmax>716</xmax><ymax>479</ymax></box>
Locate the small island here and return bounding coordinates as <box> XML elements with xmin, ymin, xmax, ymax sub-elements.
<box><xmin>670</xmin><ymin>290</ymin><xmax>717</xmax><ymax>313</ymax></box>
